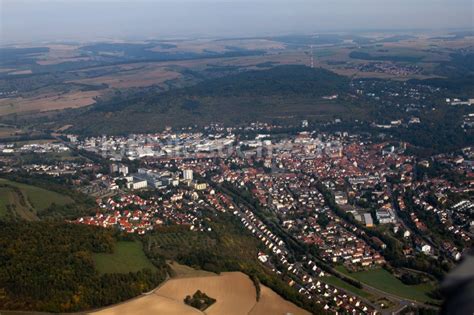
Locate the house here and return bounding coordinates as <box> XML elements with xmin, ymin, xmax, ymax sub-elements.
<box><xmin>363</xmin><ymin>213</ymin><xmax>374</xmax><ymax>227</ymax></box>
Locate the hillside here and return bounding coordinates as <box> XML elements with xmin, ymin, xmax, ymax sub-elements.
<box><xmin>0</xmin><ymin>178</ymin><xmax>73</xmax><ymax>220</ymax></box>
<box><xmin>0</xmin><ymin>221</ymin><xmax>168</xmax><ymax>313</ymax></box>
<box><xmin>64</xmin><ymin>65</ymin><xmax>353</xmax><ymax>135</ymax></box>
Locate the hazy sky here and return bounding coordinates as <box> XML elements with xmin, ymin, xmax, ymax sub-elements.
<box><xmin>1</xmin><ymin>0</ymin><xmax>473</xmax><ymax>43</ymax></box>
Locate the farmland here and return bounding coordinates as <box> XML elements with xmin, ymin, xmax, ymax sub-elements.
<box><xmin>0</xmin><ymin>178</ymin><xmax>73</xmax><ymax>219</ymax></box>
<box><xmin>93</xmin><ymin>241</ymin><xmax>157</xmax><ymax>274</ymax></box>
<box><xmin>90</xmin><ymin>294</ymin><xmax>202</xmax><ymax>315</ymax></box>
<box><xmin>92</xmin><ymin>272</ymin><xmax>310</xmax><ymax>315</ymax></box>
<box><xmin>0</xmin><ymin>90</ymin><xmax>101</xmax><ymax>116</ymax></box>
<box><xmin>335</xmin><ymin>266</ymin><xmax>436</xmax><ymax>303</ymax></box>
<box><xmin>248</xmin><ymin>285</ymin><xmax>312</xmax><ymax>315</ymax></box>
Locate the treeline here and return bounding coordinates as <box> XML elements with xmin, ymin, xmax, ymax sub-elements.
<box><xmin>349</xmin><ymin>51</ymin><xmax>423</xmax><ymax>62</ymax></box>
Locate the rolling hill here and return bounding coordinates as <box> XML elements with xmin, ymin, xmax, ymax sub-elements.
<box><xmin>64</xmin><ymin>65</ymin><xmax>354</xmax><ymax>135</ymax></box>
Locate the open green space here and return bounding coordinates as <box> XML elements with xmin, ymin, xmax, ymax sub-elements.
<box><xmin>0</xmin><ymin>178</ymin><xmax>72</xmax><ymax>213</ymax></box>
<box><xmin>319</xmin><ymin>276</ymin><xmax>372</xmax><ymax>299</ymax></box>
<box><xmin>94</xmin><ymin>241</ymin><xmax>157</xmax><ymax>274</ymax></box>
<box><xmin>335</xmin><ymin>266</ymin><xmax>435</xmax><ymax>303</ymax></box>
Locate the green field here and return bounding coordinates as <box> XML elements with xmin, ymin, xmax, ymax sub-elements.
<box><xmin>335</xmin><ymin>266</ymin><xmax>435</xmax><ymax>303</ymax></box>
<box><xmin>94</xmin><ymin>241</ymin><xmax>157</xmax><ymax>274</ymax></box>
<box><xmin>0</xmin><ymin>178</ymin><xmax>73</xmax><ymax>220</ymax></box>
<box><xmin>319</xmin><ymin>276</ymin><xmax>372</xmax><ymax>299</ymax></box>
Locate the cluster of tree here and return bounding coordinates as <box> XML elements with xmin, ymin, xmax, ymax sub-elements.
<box><xmin>0</xmin><ymin>221</ymin><xmax>168</xmax><ymax>312</ymax></box>
<box><xmin>400</xmin><ymin>272</ymin><xmax>424</xmax><ymax>285</ymax></box>
<box><xmin>184</xmin><ymin>290</ymin><xmax>216</xmax><ymax>311</ymax></box>
<box><xmin>52</xmin><ymin>65</ymin><xmax>352</xmax><ymax>135</ymax></box>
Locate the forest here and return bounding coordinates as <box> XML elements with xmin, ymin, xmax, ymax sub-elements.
<box><xmin>54</xmin><ymin>65</ymin><xmax>353</xmax><ymax>135</ymax></box>
<box><xmin>0</xmin><ymin>221</ymin><xmax>168</xmax><ymax>312</ymax></box>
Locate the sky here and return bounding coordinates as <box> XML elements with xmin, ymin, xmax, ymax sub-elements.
<box><xmin>1</xmin><ymin>0</ymin><xmax>473</xmax><ymax>43</ymax></box>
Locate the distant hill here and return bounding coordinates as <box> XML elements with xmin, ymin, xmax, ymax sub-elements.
<box><xmin>65</xmin><ymin>65</ymin><xmax>353</xmax><ymax>135</ymax></box>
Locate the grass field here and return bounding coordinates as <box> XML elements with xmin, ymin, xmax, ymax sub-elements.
<box><xmin>94</xmin><ymin>241</ymin><xmax>157</xmax><ymax>274</ymax></box>
<box><xmin>0</xmin><ymin>178</ymin><xmax>72</xmax><ymax>219</ymax></box>
<box><xmin>319</xmin><ymin>276</ymin><xmax>372</xmax><ymax>299</ymax></box>
<box><xmin>335</xmin><ymin>266</ymin><xmax>435</xmax><ymax>303</ymax></box>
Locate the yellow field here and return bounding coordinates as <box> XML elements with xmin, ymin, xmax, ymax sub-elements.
<box><xmin>249</xmin><ymin>285</ymin><xmax>310</xmax><ymax>315</ymax></box>
<box><xmin>0</xmin><ymin>90</ymin><xmax>100</xmax><ymax>116</ymax></box>
<box><xmin>90</xmin><ymin>294</ymin><xmax>202</xmax><ymax>315</ymax></box>
<box><xmin>90</xmin><ymin>272</ymin><xmax>310</xmax><ymax>315</ymax></box>
<box><xmin>156</xmin><ymin>272</ymin><xmax>257</xmax><ymax>315</ymax></box>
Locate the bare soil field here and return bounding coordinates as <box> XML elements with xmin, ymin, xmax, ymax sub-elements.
<box><xmin>90</xmin><ymin>294</ymin><xmax>203</xmax><ymax>315</ymax></box>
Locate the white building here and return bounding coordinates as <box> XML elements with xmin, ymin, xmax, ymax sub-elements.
<box><xmin>183</xmin><ymin>169</ymin><xmax>193</xmax><ymax>181</ymax></box>
<box><xmin>118</xmin><ymin>165</ymin><xmax>129</xmax><ymax>176</ymax></box>
<box><xmin>419</xmin><ymin>244</ymin><xmax>431</xmax><ymax>254</ymax></box>
<box><xmin>127</xmin><ymin>179</ymin><xmax>148</xmax><ymax>190</ymax></box>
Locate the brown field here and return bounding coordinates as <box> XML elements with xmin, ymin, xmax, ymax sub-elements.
<box><xmin>90</xmin><ymin>272</ymin><xmax>310</xmax><ymax>315</ymax></box>
<box><xmin>156</xmin><ymin>272</ymin><xmax>257</xmax><ymax>315</ymax></box>
<box><xmin>70</xmin><ymin>64</ymin><xmax>182</xmax><ymax>88</ymax></box>
<box><xmin>0</xmin><ymin>90</ymin><xmax>100</xmax><ymax>116</ymax></box>
<box><xmin>249</xmin><ymin>285</ymin><xmax>310</xmax><ymax>315</ymax></box>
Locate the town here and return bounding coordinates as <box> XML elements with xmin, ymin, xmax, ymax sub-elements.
<box><xmin>1</xmin><ymin>123</ymin><xmax>472</xmax><ymax>314</ymax></box>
